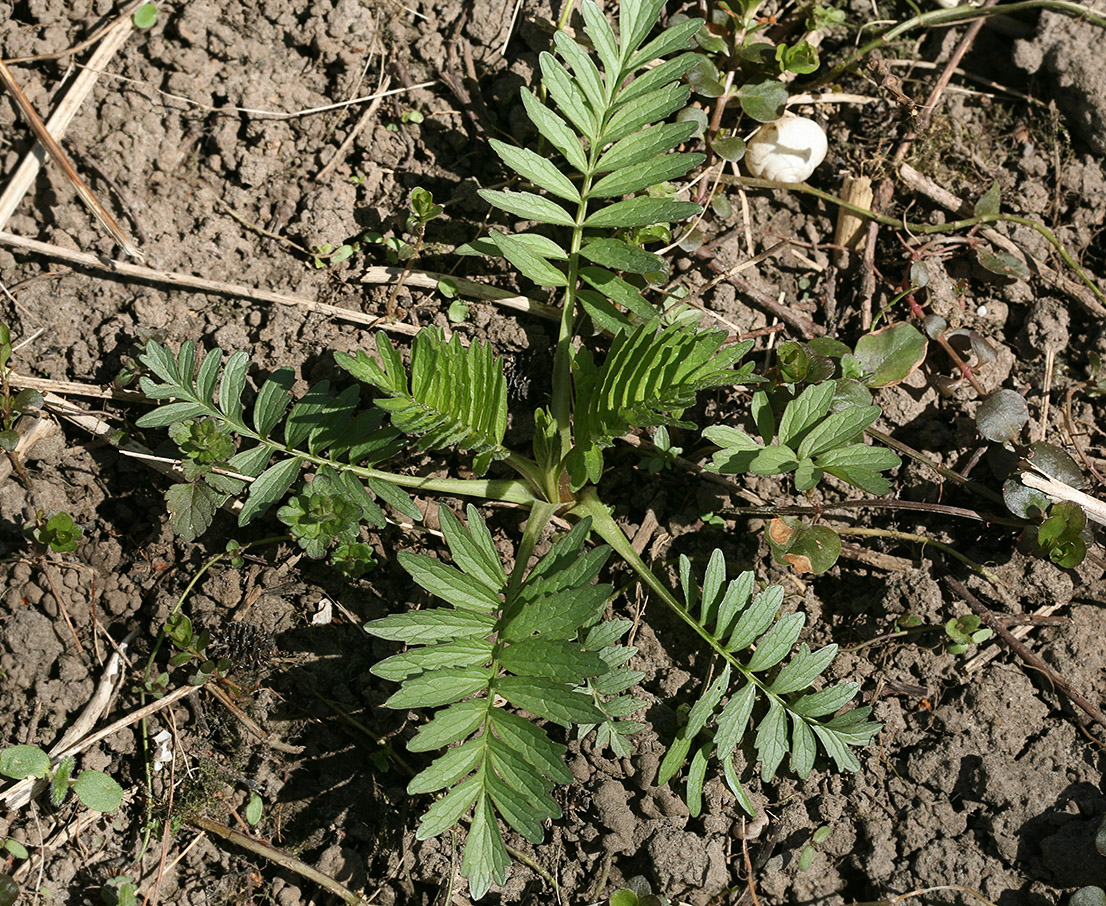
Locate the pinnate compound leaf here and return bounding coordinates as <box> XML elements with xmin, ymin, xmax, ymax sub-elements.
<box><xmin>778</xmin><ymin>382</ymin><xmax>834</xmax><ymax>448</ymax></box>
<box><xmin>237</xmin><ymin>457</ymin><xmax>300</xmax><ymax>525</ymax></box>
<box><xmin>252</xmin><ymin>367</ymin><xmax>294</xmax><ymax>437</ymax></box>
<box><xmin>745</xmin><ymin>611</ymin><xmax>806</xmax><ymax>673</ymax></box>
<box><xmin>796</xmin><ymin>405</ymin><xmax>881</xmax><ymax>460</ymax></box>
<box><xmin>495</xmin><ymin>676</ymin><xmax>606</xmax><ymax>726</ymax></box>
<box><xmin>439</xmin><ymin>505</ymin><xmax>506</xmax><ymax>591</ymax></box>
<box><xmin>408</xmin><ymin>700</ymin><xmax>489</xmax><ymax>752</ymax></box>
<box><xmin>580</xmin><ymin>239</ymin><xmax>663</xmax><ymax>274</ymax></box>
<box><xmin>398</xmin><ymin>552</ymin><xmax>502</xmax><ymax>612</ymax></box>
<box><xmin>596</xmin><ymin>120</ymin><xmax>699</xmax><ymax>173</ymax></box>
<box><xmin>755</xmin><ymin>699</ymin><xmax>788</xmax><ymax>782</ymax></box>
<box><xmin>365</xmin><ymin>609</ymin><xmax>496</xmax><ymax>645</ymax></box>
<box><xmin>463</xmin><ymin>795</ymin><xmax>510</xmax><ymax>900</ymax></box>
<box><xmin>520</xmin><ymin>89</ymin><xmax>587</xmax><ymax>173</ymax></box>
<box><xmin>384</xmin><ymin>666</ymin><xmax>492</xmax><ymax>709</ymax></box>
<box><xmin>589</xmin><ymin>152</ymin><xmax>705</xmax><ymax>198</ymax></box>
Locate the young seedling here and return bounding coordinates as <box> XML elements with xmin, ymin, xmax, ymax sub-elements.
<box><xmin>134</xmin><ymin>0</ymin><xmax>888</xmax><ymax>894</ymax></box>
<box><xmin>0</xmin><ymin>744</ymin><xmax>123</xmax><ymax>812</ymax></box>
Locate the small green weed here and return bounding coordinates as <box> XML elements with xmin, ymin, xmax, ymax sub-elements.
<box><xmin>0</xmin><ymin>744</ymin><xmax>123</xmax><ymax>812</ymax></box>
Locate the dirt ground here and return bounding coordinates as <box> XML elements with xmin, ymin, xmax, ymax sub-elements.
<box><xmin>1</xmin><ymin>0</ymin><xmax>1106</xmax><ymax>904</ymax></box>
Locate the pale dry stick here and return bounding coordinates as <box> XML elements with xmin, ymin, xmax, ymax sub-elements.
<box><xmin>361</xmin><ymin>265</ymin><xmax>559</xmax><ymax>321</ymax></box>
<box><xmin>498</xmin><ymin>0</ymin><xmax>526</xmax><ymax>56</ymax></box>
<box><xmin>0</xmin><ymin>231</ymin><xmax>419</xmax><ymax>334</ymax></box>
<box><xmin>0</xmin><ymin>60</ymin><xmax>142</xmax><ymax>258</ymax></box>
<box><xmin>0</xmin><ymin>684</ymin><xmax>199</xmax><ymax>810</ymax></box>
<box><xmin>1019</xmin><ymin>465</ymin><xmax>1106</xmax><ymax>526</ymax></box>
<box><xmin>6</xmin><ymin>372</ymin><xmax>145</xmax><ymax>402</ymax></box>
<box><xmin>0</xmin><ymin>16</ymin><xmax>135</xmax><ymax>231</ymax></box>
<box><xmin>89</xmin><ymin>68</ymin><xmax>436</xmax><ymax>120</ymax></box>
<box><xmin>0</xmin><ymin>416</ymin><xmax>56</xmax><ymax>483</ymax></box>
<box><xmin>898</xmin><ymin>162</ymin><xmax>1106</xmax><ymax>318</ymax></box>
<box><xmin>1039</xmin><ymin>347</ymin><xmax>1055</xmax><ymax>444</ymax></box>
<box><xmin>315</xmin><ymin>74</ymin><xmax>391</xmax><ymax>183</ymax></box>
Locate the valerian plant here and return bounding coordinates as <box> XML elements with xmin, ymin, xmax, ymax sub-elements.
<box><xmin>135</xmin><ymin>0</ymin><xmax>885</xmax><ymax>895</ymax></box>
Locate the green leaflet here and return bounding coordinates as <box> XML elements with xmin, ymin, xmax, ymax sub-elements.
<box><xmin>365</xmin><ymin>509</ymin><xmax>622</xmax><ymax>895</ymax></box>
<box><xmin>657</xmin><ymin>552</ymin><xmax>880</xmax><ymax>811</ymax></box>
<box><xmin>339</xmin><ymin>329</ymin><xmax>509</xmax><ymax>474</ymax></box>
<box><xmin>705</xmin><ymin>380</ymin><xmax>901</xmax><ymax>495</ymax></box>
<box><xmin>568</xmin><ymin>320</ymin><xmax>753</xmax><ymax>488</ymax></box>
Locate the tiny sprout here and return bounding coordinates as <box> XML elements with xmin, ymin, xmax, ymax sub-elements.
<box><xmin>132</xmin><ymin>3</ymin><xmax>157</xmax><ymax>28</ymax></box>
<box><xmin>744</xmin><ymin>116</ymin><xmax>827</xmax><ymax>183</ymax></box>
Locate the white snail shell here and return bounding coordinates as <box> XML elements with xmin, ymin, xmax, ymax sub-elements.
<box><xmin>744</xmin><ymin>116</ymin><xmax>828</xmax><ymax>183</ymax></box>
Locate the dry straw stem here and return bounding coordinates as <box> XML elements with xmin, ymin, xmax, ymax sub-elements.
<box><xmin>0</xmin><ymin>60</ymin><xmax>143</xmax><ymax>258</ymax></box>
<box><xmin>361</xmin><ymin>265</ymin><xmax>560</xmax><ymax>320</ymax></box>
<box><xmin>189</xmin><ymin>815</ymin><xmax>371</xmax><ymax>906</ymax></box>
<box><xmin>0</xmin><ymin>231</ymin><xmax>421</xmax><ymax>333</ymax></box>
<box><xmin>0</xmin><ymin>17</ymin><xmax>134</xmax><ymax>231</ymax></box>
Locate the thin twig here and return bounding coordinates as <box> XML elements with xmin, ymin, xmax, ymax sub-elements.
<box><xmin>0</xmin><ymin>231</ymin><xmax>418</xmax><ymax>333</ymax></box>
<box><xmin>0</xmin><ymin>17</ymin><xmax>135</xmax><ymax>231</ymax></box>
<box><xmin>189</xmin><ymin>815</ymin><xmax>371</xmax><ymax>906</ymax></box>
<box><xmin>0</xmin><ymin>60</ymin><xmax>143</xmax><ymax>258</ymax></box>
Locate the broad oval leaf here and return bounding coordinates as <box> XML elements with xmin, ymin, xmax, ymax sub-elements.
<box><xmin>976</xmin><ymin>389</ymin><xmax>1028</xmax><ymax>443</ymax></box>
<box><xmin>852</xmin><ymin>323</ymin><xmax>928</xmax><ymax>388</ymax></box>
<box><xmin>737</xmin><ymin>79</ymin><xmax>788</xmax><ymax>123</ymax></box>
<box><xmin>71</xmin><ymin>770</ymin><xmax>124</xmax><ymax>812</ymax></box>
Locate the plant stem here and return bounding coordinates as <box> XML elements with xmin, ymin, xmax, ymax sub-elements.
<box><xmin>570</xmin><ymin>488</ymin><xmax>806</xmax><ymax>716</ymax></box>
<box><xmin>816</xmin><ymin>1</ymin><xmax>1106</xmax><ymax>88</ymax></box>
<box><xmin>721</xmin><ymin>175</ymin><xmax>1105</xmax><ymax>302</ymax></box>
<box><xmin>190</xmin><ymin>815</ymin><xmax>371</xmax><ymax>906</ymax></box>
<box><xmin>864</xmin><ymin>427</ymin><xmax>1005</xmax><ymax>506</ymax></box>
<box><xmin>507</xmin><ymin>501</ymin><xmax>559</xmax><ymax>601</ymax></box>
<box><xmin>833</xmin><ymin>526</ymin><xmax>1006</xmax><ymax>589</ymax></box>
